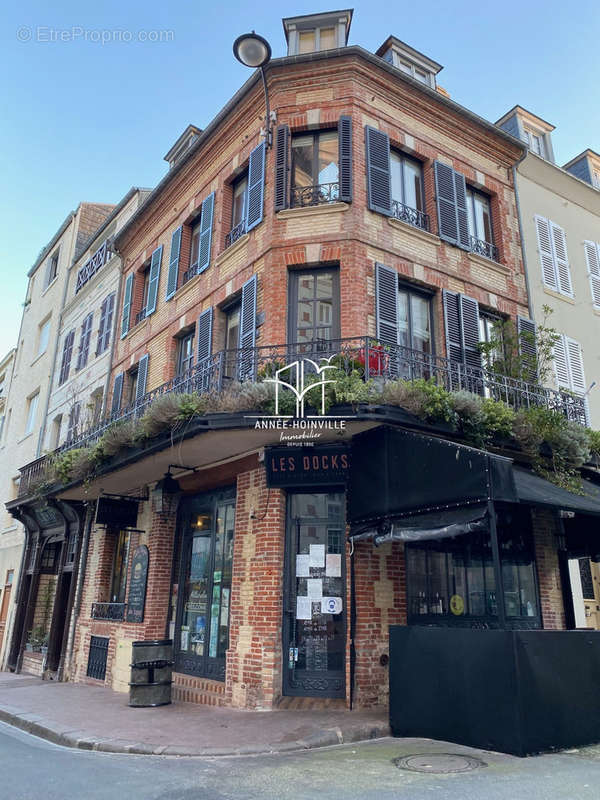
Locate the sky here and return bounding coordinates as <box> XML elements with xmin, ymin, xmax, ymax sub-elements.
<box><xmin>1</xmin><ymin>0</ymin><xmax>599</xmax><ymax>357</ymax></box>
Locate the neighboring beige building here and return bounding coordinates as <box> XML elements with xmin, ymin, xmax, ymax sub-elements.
<box><xmin>0</xmin><ymin>348</ymin><xmax>16</xmax><ymax>657</ymax></box>
<box><xmin>45</xmin><ymin>189</ymin><xmax>150</xmax><ymax>452</ymax></box>
<box><xmin>497</xmin><ymin>106</ymin><xmax>600</xmax><ymax>427</ymax></box>
<box><xmin>0</xmin><ymin>203</ymin><xmax>114</xmax><ymax>667</ymax></box>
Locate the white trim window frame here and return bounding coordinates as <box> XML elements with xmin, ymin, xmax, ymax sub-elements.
<box><xmin>534</xmin><ymin>215</ymin><xmax>573</xmax><ymax>298</ymax></box>
<box><xmin>524</xmin><ymin>128</ymin><xmax>545</xmax><ymax>158</ymax></box>
<box><xmin>584</xmin><ymin>241</ymin><xmax>600</xmax><ymax>308</ymax></box>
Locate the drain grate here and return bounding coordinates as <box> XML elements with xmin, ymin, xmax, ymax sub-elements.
<box><xmin>394</xmin><ymin>753</ymin><xmax>487</xmax><ymax>774</ymax></box>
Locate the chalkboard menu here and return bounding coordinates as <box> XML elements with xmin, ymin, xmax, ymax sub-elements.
<box><xmin>126</xmin><ymin>545</ymin><xmax>149</xmax><ymax>623</ymax></box>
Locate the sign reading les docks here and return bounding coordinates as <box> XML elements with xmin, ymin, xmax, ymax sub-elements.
<box><xmin>265</xmin><ymin>446</ymin><xmax>351</xmax><ymax>487</ymax></box>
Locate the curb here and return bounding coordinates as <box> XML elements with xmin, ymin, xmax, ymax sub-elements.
<box><xmin>0</xmin><ymin>706</ymin><xmax>390</xmax><ymax>757</ymax></box>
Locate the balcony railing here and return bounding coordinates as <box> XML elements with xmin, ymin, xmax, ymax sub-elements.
<box><xmin>91</xmin><ymin>602</ymin><xmax>126</xmax><ymax>621</ymax></box>
<box><xmin>291</xmin><ymin>182</ymin><xmax>339</xmax><ymax>208</ymax></box>
<box><xmin>225</xmin><ymin>220</ymin><xmax>247</xmax><ymax>249</ymax></box>
<box><xmin>391</xmin><ymin>201</ymin><xmax>430</xmax><ymax>232</ymax></box>
<box><xmin>182</xmin><ymin>265</ymin><xmax>199</xmax><ymax>285</ymax></box>
<box><xmin>470</xmin><ymin>235</ymin><xmax>498</xmax><ymax>262</ymax></box>
<box><xmin>17</xmin><ymin>336</ymin><xmax>587</xmax><ymax>496</ymax></box>
<box><xmin>75</xmin><ymin>240</ymin><xmax>112</xmax><ymax>294</ymax></box>
<box><xmin>135</xmin><ymin>307</ymin><xmax>148</xmax><ymax>325</ymax></box>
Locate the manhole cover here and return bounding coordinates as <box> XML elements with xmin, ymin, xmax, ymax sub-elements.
<box><xmin>394</xmin><ymin>753</ymin><xmax>487</xmax><ymax>774</ymax></box>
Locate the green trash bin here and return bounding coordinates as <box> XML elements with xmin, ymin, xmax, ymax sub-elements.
<box><xmin>129</xmin><ymin>639</ymin><xmax>173</xmax><ymax>707</ymax></box>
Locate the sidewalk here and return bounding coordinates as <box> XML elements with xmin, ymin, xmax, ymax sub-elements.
<box><xmin>0</xmin><ymin>672</ymin><xmax>389</xmax><ymax>756</ymax></box>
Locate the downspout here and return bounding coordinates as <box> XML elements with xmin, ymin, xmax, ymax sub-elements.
<box><xmin>36</xmin><ymin>209</ymin><xmax>79</xmax><ymax>457</ymax></box>
<box><xmin>512</xmin><ymin>150</ymin><xmax>533</xmax><ymax>320</ymax></box>
<box><xmin>100</xmin><ymin>242</ymin><xmax>126</xmax><ymax>418</ymax></box>
<box><xmin>64</xmin><ymin>499</ymin><xmax>95</xmax><ymax>678</ymax></box>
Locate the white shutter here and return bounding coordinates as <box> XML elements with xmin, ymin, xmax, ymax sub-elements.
<box><xmin>535</xmin><ymin>215</ymin><xmax>557</xmax><ymax>291</ymax></box>
<box><xmin>553</xmin><ymin>335</ymin><xmax>570</xmax><ymax>389</ymax></box>
<box><xmin>550</xmin><ymin>223</ymin><xmax>572</xmax><ymax>296</ymax></box>
<box><xmin>584</xmin><ymin>241</ymin><xmax>600</xmax><ymax>307</ymax></box>
<box><xmin>566</xmin><ymin>337</ymin><xmax>586</xmax><ymax>394</ymax></box>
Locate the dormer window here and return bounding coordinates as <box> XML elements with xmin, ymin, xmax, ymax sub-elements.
<box><xmin>376</xmin><ymin>36</ymin><xmax>442</xmax><ymax>90</ymax></box>
<box><xmin>283</xmin><ymin>11</ymin><xmax>352</xmax><ymax>57</ymax></box>
<box><xmin>593</xmin><ymin>169</ymin><xmax>600</xmax><ymax>190</ymax></box>
<box><xmin>524</xmin><ymin>128</ymin><xmax>545</xmax><ymax>158</ymax></box>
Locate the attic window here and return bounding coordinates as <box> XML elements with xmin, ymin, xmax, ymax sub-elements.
<box><xmin>524</xmin><ymin>128</ymin><xmax>545</xmax><ymax>158</ymax></box>
<box><xmin>386</xmin><ymin>51</ymin><xmax>434</xmax><ymax>87</ymax></box>
<box><xmin>298</xmin><ymin>26</ymin><xmax>336</xmax><ymax>53</ymax></box>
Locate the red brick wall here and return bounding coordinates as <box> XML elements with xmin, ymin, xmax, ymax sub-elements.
<box><xmin>532</xmin><ymin>508</ymin><xmax>566</xmax><ymax>630</ymax></box>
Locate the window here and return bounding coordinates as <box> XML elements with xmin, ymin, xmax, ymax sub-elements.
<box><xmin>553</xmin><ymin>334</ymin><xmax>587</xmax><ymax>397</ymax></box>
<box><xmin>67</xmin><ymin>402</ymin><xmax>80</xmax><ymax>442</ymax></box>
<box><xmin>291</xmin><ymin>131</ymin><xmax>339</xmax><ymax>207</ymax></box>
<box><xmin>535</xmin><ymin>216</ymin><xmax>572</xmax><ymax>297</ymax></box>
<box><xmin>406</xmin><ymin>506</ymin><xmax>539</xmax><ymax>625</ymax></box>
<box><xmin>524</xmin><ymin>128</ymin><xmax>545</xmax><ymax>158</ymax></box>
<box><xmin>583</xmin><ymin>241</ymin><xmax>600</xmax><ymax>307</ymax></box>
<box><xmin>226</xmin><ymin>173</ymin><xmax>248</xmax><ymax>247</ymax></box>
<box><xmin>127</xmin><ymin>368</ymin><xmax>139</xmax><ymax>407</ymax></box>
<box><xmin>396</xmin><ymin>284</ymin><xmax>433</xmax><ymax>380</ymax></box>
<box><xmin>37</xmin><ymin>318</ymin><xmax>51</xmax><ymax>356</ymax></box>
<box><xmin>296</xmin><ymin>26</ymin><xmax>336</xmax><ymax>53</ymax></box>
<box><xmin>289</xmin><ymin>269</ymin><xmax>340</xmax><ymax>350</ymax></box>
<box><xmin>298</xmin><ymin>29</ymin><xmax>316</xmax><ymax>53</ymax></box>
<box><xmin>40</xmin><ymin>541</ymin><xmax>59</xmax><ymax>573</ymax></box>
<box><xmin>466</xmin><ymin>188</ymin><xmax>496</xmax><ymax>260</ymax></box>
<box><xmin>390</xmin><ymin>151</ymin><xmax>426</xmax><ymax>229</ymax></box>
<box><xmin>58</xmin><ymin>330</ymin><xmax>75</xmax><ymax>385</ymax></box>
<box><xmin>176</xmin><ymin>331</ymin><xmax>195</xmax><ymax>377</ymax></box>
<box><xmin>90</xmin><ymin>389</ymin><xmax>103</xmax><ymax>426</ymax></box>
<box><xmin>224</xmin><ymin>304</ymin><xmax>241</xmax><ymax>380</ymax></box>
<box><xmin>96</xmin><ymin>293</ymin><xmax>115</xmax><ymax>355</ymax></box>
<box><xmin>76</xmin><ymin>313</ymin><xmax>93</xmax><ymax>370</ymax></box>
<box><xmin>390</xmin><ymin>53</ymin><xmax>433</xmax><ymax>86</ymax></box>
<box><xmin>45</xmin><ymin>251</ymin><xmax>59</xmax><ymax>289</ymax></box>
<box><xmin>52</xmin><ymin>415</ymin><xmax>62</xmax><ymax>449</ymax></box>
<box><xmin>137</xmin><ymin>265</ymin><xmax>151</xmax><ymax>323</ymax></box>
<box><xmin>110</xmin><ymin>530</ymin><xmax>130</xmax><ymax>604</ymax></box>
<box><xmin>593</xmin><ymin>169</ymin><xmax>600</xmax><ymax>190</ymax></box>
<box><xmin>25</xmin><ymin>392</ymin><xmax>39</xmax><ymax>435</ymax></box>
<box><xmin>478</xmin><ymin>312</ymin><xmax>504</xmax><ymax>370</ymax></box>
<box><xmin>189</xmin><ymin>218</ymin><xmax>202</xmax><ymax>275</ymax></box>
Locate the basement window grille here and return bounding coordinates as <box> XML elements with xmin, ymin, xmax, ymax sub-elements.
<box><xmin>86</xmin><ymin>636</ymin><xmax>109</xmax><ymax>680</ymax></box>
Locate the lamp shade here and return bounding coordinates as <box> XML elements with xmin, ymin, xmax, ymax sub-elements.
<box><xmin>233</xmin><ymin>32</ymin><xmax>272</xmax><ymax>68</ymax></box>
<box><xmin>155</xmin><ymin>471</ymin><xmax>181</xmax><ymax>495</ymax></box>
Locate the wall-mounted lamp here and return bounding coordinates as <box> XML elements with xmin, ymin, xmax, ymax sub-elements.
<box><xmin>233</xmin><ymin>31</ymin><xmax>274</xmax><ymax>147</ymax></box>
<box><xmin>152</xmin><ymin>469</ymin><xmax>181</xmax><ymax>514</ymax></box>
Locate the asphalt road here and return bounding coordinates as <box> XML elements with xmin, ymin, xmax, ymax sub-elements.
<box><xmin>3</xmin><ymin>720</ymin><xmax>600</xmax><ymax>800</ymax></box>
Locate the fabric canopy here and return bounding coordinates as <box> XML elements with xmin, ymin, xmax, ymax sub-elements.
<box><xmin>513</xmin><ymin>467</ymin><xmax>600</xmax><ymax>517</ymax></box>
<box><xmin>349</xmin><ymin>506</ymin><xmax>488</xmax><ymax>545</ymax></box>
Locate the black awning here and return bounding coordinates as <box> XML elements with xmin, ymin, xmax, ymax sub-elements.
<box><xmin>350</xmin><ymin>505</ymin><xmax>488</xmax><ymax>545</ymax></box>
<box><xmin>513</xmin><ymin>467</ymin><xmax>600</xmax><ymax>517</ymax></box>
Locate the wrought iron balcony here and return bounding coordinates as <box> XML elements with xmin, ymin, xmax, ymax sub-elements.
<box><xmin>16</xmin><ymin>336</ymin><xmax>587</xmax><ymax>496</ymax></box>
<box><xmin>470</xmin><ymin>236</ymin><xmax>498</xmax><ymax>262</ymax></box>
<box><xmin>135</xmin><ymin>307</ymin><xmax>148</xmax><ymax>325</ymax></box>
<box><xmin>75</xmin><ymin>240</ymin><xmax>111</xmax><ymax>294</ymax></box>
<box><xmin>91</xmin><ymin>602</ymin><xmax>126</xmax><ymax>621</ymax></box>
<box><xmin>391</xmin><ymin>201</ymin><xmax>430</xmax><ymax>232</ymax></box>
<box><xmin>182</xmin><ymin>265</ymin><xmax>199</xmax><ymax>285</ymax></box>
<box><xmin>225</xmin><ymin>220</ymin><xmax>247</xmax><ymax>249</ymax></box>
<box><xmin>290</xmin><ymin>182</ymin><xmax>339</xmax><ymax>208</ymax></box>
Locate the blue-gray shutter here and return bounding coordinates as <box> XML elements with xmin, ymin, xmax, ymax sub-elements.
<box><xmin>435</xmin><ymin>162</ymin><xmax>459</xmax><ymax>245</ymax></box>
<box><xmin>274</xmin><ymin>125</ymin><xmax>289</xmax><ymax>212</ymax></box>
<box><xmin>121</xmin><ymin>273</ymin><xmax>133</xmax><ymax>338</ymax></box>
<box><xmin>443</xmin><ymin>290</ymin><xmax>481</xmax><ymax>368</ymax></box>
<box><xmin>146</xmin><ymin>246</ymin><xmax>162</xmax><ymax>315</ymax></box>
<box><xmin>454</xmin><ymin>171</ymin><xmax>470</xmax><ymax>250</ymax></box>
<box><xmin>443</xmin><ymin>290</ymin><xmax>463</xmax><ymax>364</ymax></box>
<box><xmin>136</xmin><ymin>354</ymin><xmax>149</xmax><ymax>403</ymax></box>
<box><xmin>198</xmin><ymin>192</ymin><xmax>215</xmax><ymax>274</ymax></box>
<box><xmin>375</xmin><ymin>263</ymin><xmax>398</xmax><ymax>346</ymax></box>
<box><xmin>338</xmin><ymin>116</ymin><xmax>353</xmax><ymax>203</ymax></box>
<box><xmin>517</xmin><ymin>316</ymin><xmax>537</xmax><ymax>383</ymax></box>
<box><xmin>238</xmin><ymin>274</ymin><xmax>257</xmax><ymax>381</ymax></box>
<box><xmin>197</xmin><ymin>307</ymin><xmax>213</xmax><ymax>363</ymax></box>
<box><xmin>365</xmin><ymin>126</ymin><xmax>391</xmax><ymax>215</ymax></box>
<box><xmin>58</xmin><ymin>330</ymin><xmax>75</xmax><ymax>385</ymax></box>
<box><xmin>246</xmin><ymin>142</ymin><xmax>266</xmax><ymax>232</ymax></box>
<box><xmin>111</xmin><ymin>372</ymin><xmax>124</xmax><ymax>416</ymax></box>
<box><xmin>76</xmin><ymin>313</ymin><xmax>93</xmax><ymax>370</ymax></box>
<box><xmin>166</xmin><ymin>227</ymin><xmax>182</xmax><ymax>300</ymax></box>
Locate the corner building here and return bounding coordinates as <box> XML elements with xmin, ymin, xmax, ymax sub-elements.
<box><xmin>9</xmin><ymin>11</ymin><xmax>590</xmax><ymax>712</ymax></box>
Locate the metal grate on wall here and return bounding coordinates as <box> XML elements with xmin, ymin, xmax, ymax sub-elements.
<box><xmin>579</xmin><ymin>558</ymin><xmax>595</xmax><ymax>600</ymax></box>
<box><xmin>86</xmin><ymin>636</ymin><xmax>109</xmax><ymax>680</ymax></box>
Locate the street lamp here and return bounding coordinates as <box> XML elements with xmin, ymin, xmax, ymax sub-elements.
<box><xmin>233</xmin><ymin>31</ymin><xmax>274</xmax><ymax>147</ymax></box>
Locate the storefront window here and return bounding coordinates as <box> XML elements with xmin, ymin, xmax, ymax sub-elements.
<box><xmin>110</xmin><ymin>530</ymin><xmax>130</xmax><ymax>604</ymax></box>
<box><xmin>406</xmin><ymin>506</ymin><xmax>539</xmax><ymax>626</ymax></box>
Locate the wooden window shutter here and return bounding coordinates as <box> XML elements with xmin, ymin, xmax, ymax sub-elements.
<box><xmin>375</xmin><ymin>263</ymin><xmax>399</xmax><ymax>346</ymax></box>
<box><xmin>550</xmin><ymin>223</ymin><xmax>572</xmax><ymax>296</ymax></box>
<box><xmin>166</xmin><ymin>227</ymin><xmax>182</xmax><ymax>300</ymax></box>
<box><xmin>96</xmin><ymin>296</ymin><xmax>108</xmax><ymax>355</ymax></box>
<box><xmin>553</xmin><ymin>335</ymin><xmax>571</xmax><ymax>390</ymax></box>
<box><xmin>535</xmin><ymin>215</ymin><xmax>558</xmax><ymax>291</ymax></box>
<box><xmin>517</xmin><ymin>316</ymin><xmax>537</xmax><ymax>383</ymax></box>
<box><xmin>111</xmin><ymin>372</ymin><xmax>124</xmax><ymax>416</ymax></box>
<box><xmin>136</xmin><ymin>354</ymin><xmax>149</xmax><ymax>404</ymax></box>
<box><xmin>196</xmin><ymin>307</ymin><xmax>213</xmax><ymax>363</ymax></box>
<box><xmin>146</xmin><ymin>245</ymin><xmax>163</xmax><ymax>315</ymax></box>
<box><xmin>121</xmin><ymin>273</ymin><xmax>134</xmax><ymax>338</ymax></box>
<box><xmin>453</xmin><ymin>171</ymin><xmax>471</xmax><ymax>250</ymax></box>
<box><xmin>584</xmin><ymin>241</ymin><xmax>600</xmax><ymax>307</ymax></box>
<box><xmin>198</xmin><ymin>192</ymin><xmax>215</xmax><ymax>274</ymax></box>
<box><xmin>238</xmin><ymin>274</ymin><xmax>257</xmax><ymax>381</ymax></box>
<box><xmin>76</xmin><ymin>313</ymin><xmax>93</xmax><ymax>370</ymax></box>
<box><xmin>459</xmin><ymin>295</ymin><xmax>481</xmax><ymax>368</ymax></box>
<box><xmin>338</xmin><ymin>116</ymin><xmax>353</xmax><ymax>203</ymax></box>
<box><xmin>442</xmin><ymin>290</ymin><xmax>463</xmax><ymax>363</ymax></box>
<box><xmin>566</xmin><ymin>337</ymin><xmax>586</xmax><ymax>394</ymax></box>
<box><xmin>365</xmin><ymin>126</ymin><xmax>391</xmax><ymax>215</ymax></box>
<box><xmin>58</xmin><ymin>330</ymin><xmax>75</xmax><ymax>385</ymax></box>
<box><xmin>435</xmin><ymin>161</ymin><xmax>460</xmax><ymax>245</ymax></box>
<box><xmin>246</xmin><ymin>142</ymin><xmax>266</xmax><ymax>232</ymax></box>
<box><xmin>274</xmin><ymin>125</ymin><xmax>289</xmax><ymax>212</ymax></box>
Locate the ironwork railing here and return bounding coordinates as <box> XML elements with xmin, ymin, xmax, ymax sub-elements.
<box><xmin>17</xmin><ymin>336</ymin><xmax>587</xmax><ymax>496</ymax></box>
<box><xmin>470</xmin><ymin>235</ymin><xmax>498</xmax><ymax>262</ymax></box>
<box><xmin>135</xmin><ymin>307</ymin><xmax>148</xmax><ymax>325</ymax></box>
<box><xmin>225</xmin><ymin>220</ymin><xmax>247</xmax><ymax>249</ymax></box>
<box><xmin>291</xmin><ymin>182</ymin><xmax>339</xmax><ymax>208</ymax></box>
<box><xmin>75</xmin><ymin>240</ymin><xmax>112</xmax><ymax>294</ymax></box>
<box><xmin>182</xmin><ymin>265</ymin><xmax>199</xmax><ymax>285</ymax></box>
<box><xmin>391</xmin><ymin>201</ymin><xmax>430</xmax><ymax>232</ymax></box>
<box><xmin>91</xmin><ymin>602</ymin><xmax>126</xmax><ymax>621</ymax></box>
